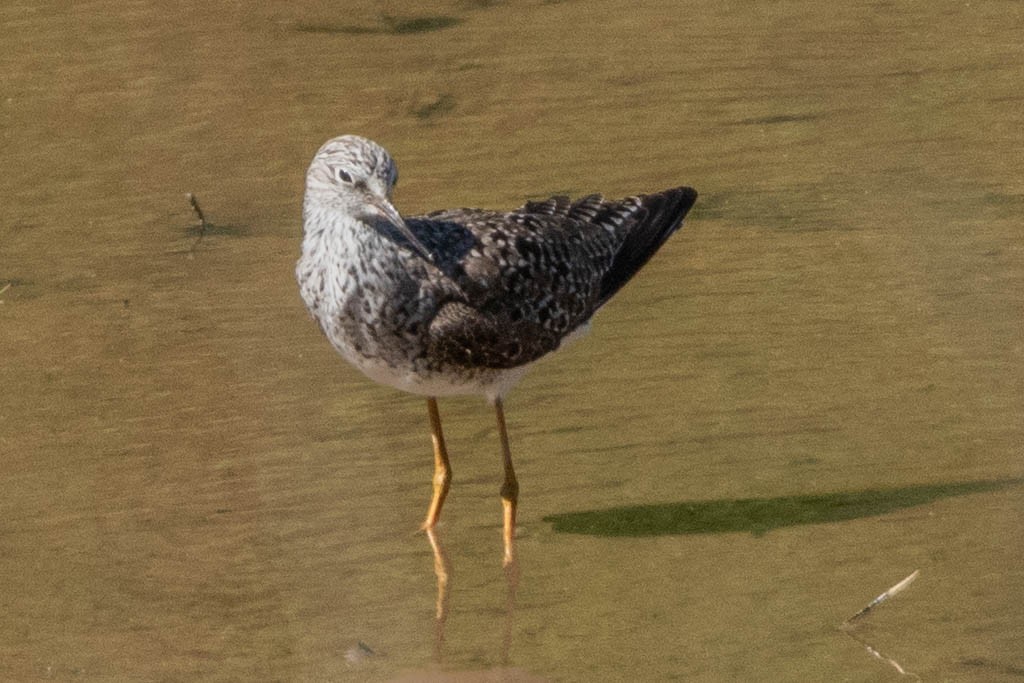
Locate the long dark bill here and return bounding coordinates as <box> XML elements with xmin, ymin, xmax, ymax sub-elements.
<box><xmin>367</xmin><ymin>195</ymin><xmax>436</xmax><ymax>263</ymax></box>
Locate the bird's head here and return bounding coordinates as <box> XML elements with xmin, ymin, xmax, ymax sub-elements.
<box><xmin>304</xmin><ymin>135</ymin><xmax>433</xmax><ymax>261</ymax></box>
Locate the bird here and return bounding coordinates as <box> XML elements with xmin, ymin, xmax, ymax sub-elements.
<box><xmin>296</xmin><ymin>135</ymin><xmax>697</xmax><ymax>564</ymax></box>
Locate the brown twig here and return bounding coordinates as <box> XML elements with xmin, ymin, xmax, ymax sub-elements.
<box><xmin>840</xmin><ymin>570</ymin><xmax>921</xmax><ymax>679</ymax></box>
<box><xmin>842</xmin><ymin>569</ymin><xmax>920</xmax><ymax>626</ymax></box>
<box><xmin>187</xmin><ymin>193</ymin><xmax>208</xmax><ymax>232</ymax></box>
<box><xmin>186</xmin><ymin>193</ymin><xmax>210</xmax><ymax>253</ymax></box>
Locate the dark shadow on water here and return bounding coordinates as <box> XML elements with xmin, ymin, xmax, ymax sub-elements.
<box><xmin>732</xmin><ymin>112</ymin><xmax>822</xmax><ymax>125</ymax></box>
<box><xmin>544</xmin><ymin>479</ymin><xmax>1021</xmax><ymax>537</ymax></box>
<box><xmin>294</xmin><ymin>14</ymin><xmax>461</xmax><ymax>35</ymax></box>
<box><xmin>410</xmin><ymin>94</ymin><xmax>456</xmax><ymax>121</ymax></box>
<box><xmin>184</xmin><ymin>222</ymin><xmax>247</xmax><ymax>239</ymax></box>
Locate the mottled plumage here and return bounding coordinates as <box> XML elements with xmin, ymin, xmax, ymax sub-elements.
<box><xmin>298</xmin><ymin>135</ymin><xmax>697</xmax><ymax>399</ymax></box>
<box><xmin>296</xmin><ymin>135</ymin><xmax>697</xmax><ymax>563</ymax></box>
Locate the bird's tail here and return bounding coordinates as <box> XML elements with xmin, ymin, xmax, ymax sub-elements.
<box><xmin>597</xmin><ymin>186</ymin><xmax>698</xmax><ymax>306</ymax></box>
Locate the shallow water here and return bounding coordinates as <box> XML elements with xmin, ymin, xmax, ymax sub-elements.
<box><xmin>1</xmin><ymin>1</ymin><xmax>1022</xmax><ymax>680</ymax></box>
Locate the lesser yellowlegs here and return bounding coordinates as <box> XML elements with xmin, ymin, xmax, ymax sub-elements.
<box><xmin>297</xmin><ymin>135</ymin><xmax>697</xmax><ymax>563</ymax></box>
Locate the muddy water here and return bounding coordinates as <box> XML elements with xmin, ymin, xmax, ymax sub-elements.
<box><xmin>2</xmin><ymin>1</ymin><xmax>1022</xmax><ymax>680</ymax></box>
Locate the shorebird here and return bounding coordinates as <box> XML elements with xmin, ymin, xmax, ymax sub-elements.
<box><xmin>297</xmin><ymin>135</ymin><xmax>697</xmax><ymax>564</ymax></box>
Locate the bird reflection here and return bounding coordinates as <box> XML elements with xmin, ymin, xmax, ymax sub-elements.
<box><xmin>425</xmin><ymin>528</ymin><xmax>520</xmax><ymax>666</ymax></box>
<box><xmin>425</xmin><ymin>528</ymin><xmax>452</xmax><ymax>661</ymax></box>
<box><xmin>501</xmin><ymin>555</ymin><xmax>519</xmax><ymax>667</ymax></box>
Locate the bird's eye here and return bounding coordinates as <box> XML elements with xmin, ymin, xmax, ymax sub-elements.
<box><xmin>334</xmin><ymin>167</ymin><xmax>353</xmax><ymax>183</ymax></box>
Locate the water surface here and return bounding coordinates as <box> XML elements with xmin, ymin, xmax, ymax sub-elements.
<box><xmin>1</xmin><ymin>1</ymin><xmax>1022</xmax><ymax>680</ymax></box>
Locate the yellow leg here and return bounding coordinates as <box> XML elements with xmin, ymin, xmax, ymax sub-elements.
<box><xmin>495</xmin><ymin>398</ymin><xmax>518</xmax><ymax>566</ymax></box>
<box><xmin>422</xmin><ymin>397</ymin><xmax>452</xmax><ymax>530</ymax></box>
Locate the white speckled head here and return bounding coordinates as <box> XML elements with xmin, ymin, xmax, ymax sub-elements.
<box><xmin>303</xmin><ymin>135</ymin><xmax>432</xmax><ymax>260</ymax></box>
<box><xmin>306</xmin><ymin>135</ymin><xmax>398</xmax><ymax>204</ymax></box>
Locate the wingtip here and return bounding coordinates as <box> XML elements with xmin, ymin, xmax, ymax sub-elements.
<box><xmin>669</xmin><ymin>186</ymin><xmax>699</xmax><ymax>214</ymax></box>
<box><xmin>640</xmin><ymin>186</ymin><xmax>698</xmax><ymax>222</ymax></box>
<box><xmin>682</xmin><ymin>185</ymin><xmax>698</xmax><ymax>205</ymax></box>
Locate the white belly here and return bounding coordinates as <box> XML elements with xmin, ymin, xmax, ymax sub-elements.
<box><xmin>348</xmin><ymin>350</ymin><xmax>532</xmax><ymax>403</ymax></box>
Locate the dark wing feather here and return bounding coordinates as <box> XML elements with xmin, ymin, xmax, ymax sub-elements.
<box><xmin>409</xmin><ymin>186</ymin><xmax>697</xmax><ymax>370</ymax></box>
<box><xmin>596</xmin><ymin>187</ymin><xmax>697</xmax><ymax>305</ymax></box>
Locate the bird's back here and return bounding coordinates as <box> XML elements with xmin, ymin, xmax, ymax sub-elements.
<box><xmin>407</xmin><ymin>187</ymin><xmax>698</xmax><ymax>371</ymax></box>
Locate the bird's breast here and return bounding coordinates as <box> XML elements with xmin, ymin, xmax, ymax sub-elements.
<box><xmin>297</xmin><ymin>225</ymin><xmax>443</xmax><ymax>371</ymax></box>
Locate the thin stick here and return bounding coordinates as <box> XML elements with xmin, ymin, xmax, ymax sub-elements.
<box><xmin>186</xmin><ymin>193</ymin><xmax>210</xmax><ymax>254</ymax></box>
<box><xmin>0</xmin><ymin>282</ymin><xmax>10</xmax><ymax>296</ymax></box>
<box><xmin>840</xmin><ymin>570</ymin><xmax>922</xmax><ymax>678</ymax></box>
<box><xmin>842</xmin><ymin>569</ymin><xmax>920</xmax><ymax>627</ymax></box>
<box><xmin>187</xmin><ymin>193</ymin><xmax>208</xmax><ymax>232</ymax></box>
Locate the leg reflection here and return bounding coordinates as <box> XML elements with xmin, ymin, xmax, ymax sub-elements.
<box><xmin>502</xmin><ymin>556</ymin><xmax>519</xmax><ymax>667</ymax></box>
<box><xmin>423</xmin><ymin>530</ymin><xmax>523</xmax><ymax>668</ymax></box>
<box><xmin>425</xmin><ymin>527</ymin><xmax>451</xmax><ymax>662</ymax></box>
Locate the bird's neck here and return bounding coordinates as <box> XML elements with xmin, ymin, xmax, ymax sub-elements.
<box><xmin>300</xmin><ymin>204</ymin><xmax>387</xmax><ymax>264</ymax></box>
<box><xmin>298</xmin><ymin>207</ymin><xmax>366</xmax><ymax>321</ymax></box>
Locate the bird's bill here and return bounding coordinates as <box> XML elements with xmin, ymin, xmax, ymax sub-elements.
<box><xmin>365</xmin><ymin>195</ymin><xmax>435</xmax><ymax>263</ymax></box>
